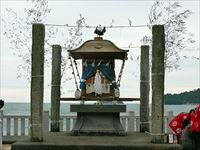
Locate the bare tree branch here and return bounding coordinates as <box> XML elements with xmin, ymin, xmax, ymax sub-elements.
<box><xmin>142</xmin><ymin>1</ymin><xmax>195</xmax><ymax>71</ymax></box>
<box><xmin>2</xmin><ymin>0</ymin><xmax>85</xmax><ymax>82</ymax></box>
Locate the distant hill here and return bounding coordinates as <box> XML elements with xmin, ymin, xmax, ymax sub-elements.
<box><xmin>164</xmin><ymin>88</ymin><xmax>200</xmax><ymax>105</ymax></box>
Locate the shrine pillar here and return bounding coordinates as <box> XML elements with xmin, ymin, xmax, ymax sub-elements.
<box><xmin>151</xmin><ymin>25</ymin><xmax>165</xmax><ymax>143</ymax></box>
<box><xmin>51</xmin><ymin>45</ymin><xmax>62</xmax><ymax>132</ymax></box>
<box><xmin>140</xmin><ymin>45</ymin><xmax>150</xmax><ymax>132</ymax></box>
<box><xmin>30</xmin><ymin>23</ymin><xmax>45</xmax><ymax>142</ymax></box>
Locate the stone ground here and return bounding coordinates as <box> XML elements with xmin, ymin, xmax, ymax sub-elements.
<box><xmin>0</xmin><ymin>144</ymin><xmax>11</xmax><ymax>150</ymax></box>
<box><xmin>10</xmin><ymin>132</ymin><xmax>183</xmax><ymax>150</ymax></box>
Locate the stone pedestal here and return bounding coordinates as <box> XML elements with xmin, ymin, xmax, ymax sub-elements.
<box><xmin>70</xmin><ymin>104</ymin><xmax>126</xmax><ymax>136</ymax></box>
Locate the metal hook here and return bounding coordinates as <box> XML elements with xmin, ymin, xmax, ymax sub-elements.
<box><xmin>106</xmin><ymin>60</ymin><xmax>110</xmax><ymax>66</ymax></box>
<box><xmin>83</xmin><ymin>59</ymin><xmax>87</xmax><ymax>67</ymax></box>
<box><xmin>97</xmin><ymin>60</ymin><xmax>102</xmax><ymax>66</ymax></box>
<box><xmin>92</xmin><ymin>60</ymin><xmax>95</xmax><ymax>67</ymax></box>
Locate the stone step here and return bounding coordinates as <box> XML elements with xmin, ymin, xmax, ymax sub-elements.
<box><xmin>11</xmin><ymin>132</ymin><xmax>182</xmax><ymax>150</ymax></box>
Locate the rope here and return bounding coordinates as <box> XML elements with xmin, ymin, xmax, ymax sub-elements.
<box><xmin>31</xmin><ymin>75</ymin><xmax>44</xmax><ymax>78</ymax></box>
<box><xmin>69</xmin><ymin>56</ymin><xmax>79</xmax><ymax>90</ymax></box>
<box><xmin>73</xmin><ymin>59</ymin><xmax>81</xmax><ymax>81</ymax></box>
<box><xmin>44</xmin><ymin>23</ymin><xmax>150</xmax><ymax>28</ymax></box>
<box><xmin>151</xmin><ymin>73</ymin><xmax>164</xmax><ymax>76</ymax></box>
<box><xmin>117</xmin><ymin>60</ymin><xmax>125</xmax><ymax>86</ymax></box>
<box><xmin>140</xmin><ymin>80</ymin><xmax>150</xmax><ymax>83</ymax></box>
<box><xmin>53</xmin><ymin>44</ymin><xmax>142</xmax><ymax>50</ymax></box>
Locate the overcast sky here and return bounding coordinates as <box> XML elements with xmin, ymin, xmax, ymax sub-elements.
<box><xmin>0</xmin><ymin>0</ymin><xmax>199</xmax><ymax>103</ymax></box>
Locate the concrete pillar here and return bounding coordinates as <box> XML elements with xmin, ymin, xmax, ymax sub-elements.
<box><xmin>50</xmin><ymin>45</ymin><xmax>61</xmax><ymax>132</ymax></box>
<box><xmin>128</xmin><ymin>111</ymin><xmax>135</xmax><ymax>132</ymax></box>
<box><xmin>43</xmin><ymin>111</ymin><xmax>50</xmax><ymax>132</ymax></box>
<box><xmin>30</xmin><ymin>23</ymin><xmax>45</xmax><ymax>142</ymax></box>
<box><xmin>151</xmin><ymin>25</ymin><xmax>165</xmax><ymax>143</ymax></box>
<box><xmin>140</xmin><ymin>45</ymin><xmax>150</xmax><ymax>132</ymax></box>
<box><xmin>0</xmin><ymin>110</ymin><xmax>3</xmax><ymax>147</ymax></box>
<box><xmin>167</xmin><ymin>111</ymin><xmax>174</xmax><ymax>133</ymax></box>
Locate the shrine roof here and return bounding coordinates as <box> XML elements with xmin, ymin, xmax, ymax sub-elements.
<box><xmin>68</xmin><ymin>37</ymin><xmax>129</xmax><ymax>60</ymax></box>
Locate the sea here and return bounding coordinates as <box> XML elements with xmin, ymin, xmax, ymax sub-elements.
<box><xmin>1</xmin><ymin>102</ymin><xmax>198</xmax><ymax>116</ymax></box>
<box><xmin>0</xmin><ymin>102</ymin><xmax>198</xmax><ymax>137</ymax></box>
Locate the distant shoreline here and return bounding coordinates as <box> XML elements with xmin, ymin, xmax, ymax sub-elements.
<box><xmin>165</xmin><ymin>88</ymin><xmax>200</xmax><ymax>105</ymax></box>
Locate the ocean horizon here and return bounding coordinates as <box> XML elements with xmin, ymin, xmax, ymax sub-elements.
<box><xmin>1</xmin><ymin>102</ymin><xmax>197</xmax><ymax>116</ymax></box>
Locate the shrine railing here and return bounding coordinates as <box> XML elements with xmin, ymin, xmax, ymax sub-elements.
<box><xmin>0</xmin><ymin>110</ymin><xmax>174</xmax><ymax>141</ymax></box>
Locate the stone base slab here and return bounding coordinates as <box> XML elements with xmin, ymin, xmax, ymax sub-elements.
<box><xmin>11</xmin><ymin>132</ymin><xmax>183</xmax><ymax>150</ymax></box>
<box><xmin>70</xmin><ymin>104</ymin><xmax>126</xmax><ymax>135</ymax></box>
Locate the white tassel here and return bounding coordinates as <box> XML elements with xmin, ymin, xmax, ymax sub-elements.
<box><xmin>83</xmin><ymin>60</ymin><xmax>87</xmax><ymax>67</ymax></box>
<box><xmin>106</xmin><ymin>61</ymin><xmax>110</xmax><ymax>66</ymax></box>
<box><xmin>94</xmin><ymin>70</ymin><xmax>102</xmax><ymax>95</ymax></box>
<box><xmin>75</xmin><ymin>89</ymin><xmax>81</xmax><ymax>99</ymax></box>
